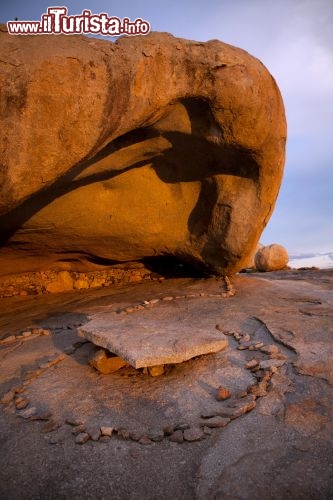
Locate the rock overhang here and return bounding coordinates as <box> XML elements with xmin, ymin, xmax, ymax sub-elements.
<box><xmin>0</xmin><ymin>29</ymin><xmax>286</xmax><ymax>276</ymax></box>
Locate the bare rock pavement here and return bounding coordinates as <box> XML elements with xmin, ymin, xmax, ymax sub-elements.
<box><xmin>0</xmin><ymin>269</ymin><xmax>332</xmax><ymax>499</ymax></box>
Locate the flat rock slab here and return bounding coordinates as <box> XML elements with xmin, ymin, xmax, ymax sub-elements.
<box><xmin>78</xmin><ymin>306</ymin><xmax>228</xmax><ymax>368</ymax></box>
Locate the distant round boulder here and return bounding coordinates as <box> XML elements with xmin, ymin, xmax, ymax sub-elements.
<box><xmin>255</xmin><ymin>244</ymin><xmax>289</xmax><ymax>272</ymax></box>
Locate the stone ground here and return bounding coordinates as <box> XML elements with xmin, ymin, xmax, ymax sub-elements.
<box><xmin>0</xmin><ymin>269</ymin><xmax>332</xmax><ymax>499</ymax></box>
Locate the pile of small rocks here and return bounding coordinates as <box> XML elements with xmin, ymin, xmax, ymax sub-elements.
<box><xmin>117</xmin><ymin>276</ymin><xmax>235</xmax><ymax>315</ymax></box>
<box><xmin>0</xmin><ymin>263</ymin><xmax>160</xmax><ymax>298</ymax></box>
<box><xmin>0</xmin><ymin>328</ymin><xmax>51</xmax><ymax>345</ymax></box>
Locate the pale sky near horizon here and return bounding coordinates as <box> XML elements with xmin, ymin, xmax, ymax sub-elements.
<box><xmin>2</xmin><ymin>0</ymin><xmax>332</xmax><ymax>256</ymax></box>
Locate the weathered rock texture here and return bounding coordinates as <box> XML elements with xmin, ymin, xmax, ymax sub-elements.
<box><xmin>0</xmin><ymin>26</ymin><xmax>286</xmax><ymax>276</ymax></box>
<box><xmin>255</xmin><ymin>244</ymin><xmax>289</xmax><ymax>271</ymax></box>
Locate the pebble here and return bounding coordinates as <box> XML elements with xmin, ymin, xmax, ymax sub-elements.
<box><xmin>147</xmin><ymin>429</ymin><xmax>164</xmax><ymax>442</ymax></box>
<box><xmin>183</xmin><ymin>427</ymin><xmax>204</xmax><ymax>442</ymax></box>
<box><xmin>1</xmin><ymin>389</ymin><xmax>15</xmax><ymax>404</ymax></box>
<box><xmin>1</xmin><ymin>336</ymin><xmax>16</xmax><ymax>343</ymax></box>
<box><xmin>162</xmin><ymin>296</ymin><xmax>173</xmax><ymax>301</ymax></box>
<box><xmin>249</xmin><ymin>380</ymin><xmax>268</xmax><ymax>397</ymax></box>
<box><xmin>260</xmin><ymin>344</ymin><xmax>280</xmax><ymax>355</ymax></box>
<box><xmin>259</xmin><ymin>359</ymin><xmax>286</xmax><ymax>370</ymax></box>
<box><xmin>40</xmin><ymin>329</ymin><xmax>51</xmax><ymax>336</ymax></box>
<box><xmin>17</xmin><ymin>407</ymin><xmax>37</xmax><ymax>419</ymax></box>
<box><xmin>75</xmin><ymin>432</ymin><xmax>90</xmax><ymax>444</ymax></box>
<box><xmin>31</xmin><ymin>410</ymin><xmax>53</xmax><ymax>421</ymax></box>
<box><xmin>71</xmin><ymin>424</ymin><xmax>86</xmax><ymax>435</ymax></box>
<box><xmin>174</xmin><ymin>422</ymin><xmax>190</xmax><ymax>431</ymax></box>
<box><xmin>89</xmin><ymin>428</ymin><xmax>101</xmax><ymax>442</ymax></box>
<box><xmin>100</xmin><ymin>426</ymin><xmax>113</xmax><ymax>437</ymax></box>
<box><xmin>66</xmin><ymin>418</ymin><xmax>84</xmax><ymax>427</ymax></box>
<box><xmin>118</xmin><ymin>429</ymin><xmax>130</xmax><ymax>440</ymax></box>
<box><xmin>201</xmin><ymin>416</ymin><xmax>230</xmax><ymax>428</ymax></box>
<box><xmin>138</xmin><ymin>436</ymin><xmax>152</xmax><ymax>445</ymax></box>
<box><xmin>129</xmin><ymin>431</ymin><xmax>143</xmax><ymax>442</ymax></box>
<box><xmin>225</xmin><ymin>396</ymin><xmax>257</xmax><ymax>418</ymax></box>
<box><xmin>245</xmin><ymin>359</ymin><xmax>259</xmax><ymax>369</ymax></box>
<box><xmin>168</xmin><ymin>430</ymin><xmax>184</xmax><ymax>443</ymax></box>
<box><xmin>15</xmin><ymin>397</ymin><xmax>29</xmax><ymax>410</ymax></box>
<box><xmin>149</xmin><ymin>299</ymin><xmax>159</xmax><ymax>304</ymax></box>
<box><xmin>163</xmin><ymin>425</ymin><xmax>174</xmax><ymax>436</ymax></box>
<box><xmin>22</xmin><ymin>331</ymin><xmax>32</xmax><ymax>338</ymax></box>
<box><xmin>148</xmin><ymin>365</ymin><xmax>165</xmax><ymax>377</ymax></box>
<box><xmin>235</xmin><ymin>391</ymin><xmax>248</xmax><ymax>398</ymax></box>
<box><xmin>241</xmin><ymin>334</ymin><xmax>251</xmax><ymax>342</ymax></box>
<box><xmin>41</xmin><ymin>419</ymin><xmax>62</xmax><ymax>434</ymax></box>
<box><xmin>254</xmin><ymin>342</ymin><xmax>264</xmax><ymax>349</ymax></box>
<box><xmin>216</xmin><ymin>386</ymin><xmax>231</xmax><ymax>401</ymax></box>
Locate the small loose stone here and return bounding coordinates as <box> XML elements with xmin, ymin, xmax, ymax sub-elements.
<box><xmin>71</xmin><ymin>424</ymin><xmax>86</xmax><ymax>435</ymax></box>
<box><xmin>87</xmin><ymin>428</ymin><xmax>101</xmax><ymax>441</ymax></box>
<box><xmin>259</xmin><ymin>359</ymin><xmax>285</xmax><ymax>370</ymax></box>
<box><xmin>235</xmin><ymin>391</ymin><xmax>248</xmax><ymax>398</ymax></box>
<box><xmin>216</xmin><ymin>386</ymin><xmax>231</xmax><ymax>401</ymax></box>
<box><xmin>245</xmin><ymin>359</ymin><xmax>259</xmax><ymax>369</ymax></box>
<box><xmin>41</xmin><ymin>419</ymin><xmax>62</xmax><ymax>434</ymax></box>
<box><xmin>138</xmin><ymin>436</ymin><xmax>152</xmax><ymax>445</ymax></box>
<box><xmin>66</xmin><ymin>418</ymin><xmax>84</xmax><ymax>427</ymax></box>
<box><xmin>162</xmin><ymin>296</ymin><xmax>173</xmax><ymax>301</ymax></box>
<box><xmin>1</xmin><ymin>390</ymin><xmax>15</xmax><ymax>404</ymax></box>
<box><xmin>201</xmin><ymin>416</ymin><xmax>230</xmax><ymax>428</ymax></box>
<box><xmin>148</xmin><ymin>365</ymin><xmax>165</xmax><ymax>377</ymax></box>
<box><xmin>15</xmin><ymin>398</ymin><xmax>29</xmax><ymax>410</ymax></box>
<box><xmin>40</xmin><ymin>329</ymin><xmax>51</xmax><ymax>336</ymax></box>
<box><xmin>254</xmin><ymin>342</ymin><xmax>264</xmax><ymax>349</ymax></box>
<box><xmin>163</xmin><ymin>425</ymin><xmax>174</xmax><ymax>436</ymax></box>
<box><xmin>174</xmin><ymin>422</ymin><xmax>190</xmax><ymax>431</ymax></box>
<box><xmin>17</xmin><ymin>407</ymin><xmax>38</xmax><ymax>419</ymax></box>
<box><xmin>241</xmin><ymin>334</ymin><xmax>251</xmax><ymax>342</ymax></box>
<box><xmin>260</xmin><ymin>344</ymin><xmax>280</xmax><ymax>355</ymax></box>
<box><xmin>168</xmin><ymin>430</ymin><xmax>184</xmax><ymax>443</ymax></box>
<box><xmin>147</xmin><ymin>429</ymin><xmax>164</xmax><ymax>442</ymax></box>
<box><xmin>183</xmin><ymin>427</ymin><xmax>204</xmax><ymax>442</ymax></box>
<box><xmin>149</xmin><ymin>299</ymin><xmax>159</xmax><ymax>304</ymax></box>
<box><xmin>75</xmin><ymin>433</ymin><xmax>90</xmax><ymax>444</ymax></box>
<box><xmin>118</xmin><ymin>429</ymin><xmax>130</xmax><ymax>440</ymax></box>
<box><xmin>1</xmin><ymin>336</ymin><xmax>16</xmax><ymax>343</ymax></box>
<box><xmin>100</xmin><ymin>426</ymin><xmax>113</xmax><ymax>437</ymax></box>
<box><xmin>22</xmin><ymin>331</ymin><xmax>32</xmax><ymax>338</ymax></box>
<box><xmin>129</xmin><ymin>431</ymin><xmax>143</xmax><ymax>442</ymax></box>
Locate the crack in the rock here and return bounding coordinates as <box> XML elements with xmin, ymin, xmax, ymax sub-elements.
<box><xmin>251</xmin><ymin>317</ymin><xmax>297</xmax><ymax>354</ymax></box>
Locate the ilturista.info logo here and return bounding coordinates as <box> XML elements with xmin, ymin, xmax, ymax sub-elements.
<box><xmin>7</xmin><ymin>6</ymin><xmax>151</xmax><ymax>36</ymax></box>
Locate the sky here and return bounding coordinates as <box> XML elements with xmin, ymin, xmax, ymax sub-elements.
<box><xmin>1</xmin><ymin>0</ymin><xmax>333</xmax><ymax>256</ymax></box>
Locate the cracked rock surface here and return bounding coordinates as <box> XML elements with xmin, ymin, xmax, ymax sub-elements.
<box><xmin>0</xmin><ymin>269</ymin><xmax>332</xmax><ymax>499</ymax></box>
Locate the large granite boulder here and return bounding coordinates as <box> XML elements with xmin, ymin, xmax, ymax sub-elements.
<box><xmin>255</xmin><ymin>244</ymin><xmax>289</xmax><ymax>271</ymax></box>
<box><xmin>0</xmin><ymin>27</ymin><xmax>286</xmax><ymax>276</ymax></box>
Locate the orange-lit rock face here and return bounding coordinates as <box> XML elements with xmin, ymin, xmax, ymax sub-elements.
<box><xmin>0</xmin><ymin>29</ymin><xmax>286</xmax><ymax>276</ymax></box>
